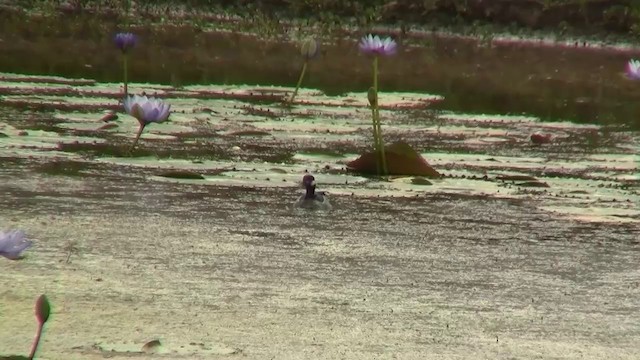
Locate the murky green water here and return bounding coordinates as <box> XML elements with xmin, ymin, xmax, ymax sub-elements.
<box><xmin>1</xmin><ymin>13</ymin><xmax>639</xmax><ymax>360</ymax></box>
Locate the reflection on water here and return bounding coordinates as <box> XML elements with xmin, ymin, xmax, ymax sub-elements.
<box><xmin>1</xmin><ymin>13</ymin><xmax>640</xmax><ymax>129</ymax></box>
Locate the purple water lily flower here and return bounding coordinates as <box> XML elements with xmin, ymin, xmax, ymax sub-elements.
<box><xmin>359</xmin><ymin>34</ymin><xmax>397</xmax><ymax>56</ymax></box>
<box><xmin>124</xmin><ymin>94</ymin><xmax>171</xmax><ymax>126</ymax></box>
<box><xmin>626</xmin><ymin>59</ymin><xmax>640</xmax><ymax>80</ymax></box>
<box><xmin>114</xmin><ymin>32</ymin><xmax>137</xmax><ymax>53</ymax></box>
<box><xmin>123</xmin><ymin>94</ymin><xmax>171</xmax><ymax>151</ymax></box>
<box><xmin>294</xmin><ymin>174</ymin><xmax>331</xmax><ymax>210</ymax></box>
<box><xmin>0</xmin><ymin>229</ymin><xmax>32</xmax><ymax>260</ymax></box>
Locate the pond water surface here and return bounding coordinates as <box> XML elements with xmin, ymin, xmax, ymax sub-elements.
<box><xmin>0</xmin><ymin>15</ymin><xmax>639</xmax><ymax>360</ymax></box>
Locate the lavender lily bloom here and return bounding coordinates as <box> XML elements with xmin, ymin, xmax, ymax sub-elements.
<box><xmin>359</xmin><ymin>34</ymin><xmax>397</xmax><ymax>56</ymax></box>
<box><xmin>0</xmin><ymin>229</ymin><xmax>32</xmax><ymax>260</ymax></box>
<box><xmin>114</xmin><ymin>32</ymin><xmax>137</xmax><ymax>53</ymax></box>
<box><xmin>123</xmin><ymin>94</ymin><xmax>171</xmax><ymax>152</ymax></box>
<box><xmin>626</xmin><ymin>59</ymin><xmax>640</xmax><ymax>80</ymax></box>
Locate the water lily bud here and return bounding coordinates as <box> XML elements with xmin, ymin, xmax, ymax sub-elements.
<box><xmin>35</xmin><ymin>294</ymin><xmax>50</xmax><ymax>324</ymax></box>
<box><xmin>367</xmin><ymin>87</ymin><xmax>378</xmax><ymax>108</ymax></box>
<box><xmin>114</xmin><ymin>32</ymin><xmax>137</xmax><ymax>53</ymax></box>
<box><xmin>300</xmin><ymin>38</ymin><xmax>319</xmax><ymax>60</ymax></box>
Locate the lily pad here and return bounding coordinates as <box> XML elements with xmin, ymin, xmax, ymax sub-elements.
<box><xmin>346</xmin><ymin>141</ymin><xmax>441</xmax><ymax>178</ymax></box>
<box><xmin>225</xmin><ymin>130</ymin><xmax>272</xmax><ymax>137</ymax></box>
<box><xmin>158</xmin><ymin>170</ymin><xmax>205</xmax><ymax>180</ymax></box>
<box><xmin>87</xmin><ymin>340</ymin><xmax>240</xmax><ymax>357</ymax></box>
<box><xmin>142</xmin><ymin>339</ymin><xmax>163</xmax><ymax>354</ymax></box>
<box><xmin>515</xmin><ymin>180</ymin><xmax>550</xmax><ymax>188</ymax></box>
<box><xmin>411</xmin><ymin>177</ymin><xmax>433</xmax><ymax>185</ymax></box>
<box><xmin>0</xmin><ymin>73</ymin><xmax>637</xmax><ymax>224</ymax></box>
<box><xmin>497</xmin><ymin>174</ymin><xmax>540</xmax><ymax>181</ymax></box>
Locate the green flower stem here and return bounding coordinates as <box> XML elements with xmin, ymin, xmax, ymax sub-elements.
<box><xmin>28</xmin><ymin>322</ymin><xmax>44</xmax><ymax>359</ymax></box>
<box><xmin>289</xmin><ymin>61</ymin><xmax>308</xmax><ymax>104</ymax></box>
<box><xmin>123</xmin><ymin>53</ymin><xmax>129</xmax><ymax>97</ymax></box>
<box><xmin>373</xmin><ymin>56</ymin><xmax>378</xmax><ymax>94</ymax></box>
<box><xmin>129</xmin><ymin>123</ymin><xmax>145</xmax><ymax>153</ymax></box>
<box><xmin>372</xmin><ymin>56</ymin><xmax>381</xmax><ymax>175</ymax></box>
<box><xmin>370</xmin><ymin>107</ymin><xmax>381</xmax><ymax>175</ymax></box>
<box><xmin>375</xmin><ymin>107</ymin><xmax>388</xmax><ymax>177</ymax></box>
<box><xmin>124</xmin><ymin>0</ymin><xmax>130</xmax><ymax>27</ymax></box>
<box><xmin>372</xmin><ymin>56</ymin><xmax>387</xmax><ymax>177</ymax></box>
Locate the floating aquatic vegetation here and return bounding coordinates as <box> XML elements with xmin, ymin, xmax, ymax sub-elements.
<box><xmin>347</xmin><ymin>141</ymin><xmax>440</xmax><ymax>178</ymax></box>
<box><xmin>63</xmin><ymin>239</ymin><xmax>80</xmax><ymax>264</ymax></box>
<box><xmin>0</xmin><ymin>229</ymin><xmax>32</xmax><ymax>260</ymax></box>
<box><xmin>158</xmin><ymin>169</ymin><xmax>205</xmax><ymax>180</ymax></box>
<box><xmin>289</xmin><ymin>38</ymin><xmax>320</xmax><ymax>104</ymax></box>
<box><xmin>0</xmin><ymin>73</ymin><xmax>637</xmax><ymax>223</ymax></box>
<box><xmin>359</xmin><ymin>34</ymin><xmax>397</xmax><ymax>177</ymax></box>
<box><xmin>123</xmin><ymin>94</ymin><xmax>171</xmax><ymax>152</ymax></box>
<box><xmin>530</xmin><ymin>132</ymin><xmax>553</xmax><ymax>144</ymax></box>
<box><xmin>114</xmin><ymin>32</ymin><xmax>138</xmax><ymax>97</ymax></box>
<box><xmin>88</xmin><ymin>339</ymin><xmax>240</xmax><ymax>356</ymax></box>
<box><xmin>141</xmin><ymin>339</ymin><xmax>162</xmax><ymax>354</ymax></box>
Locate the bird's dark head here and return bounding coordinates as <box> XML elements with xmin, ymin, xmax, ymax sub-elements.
<box><xmin>302</xmin><ymin>174</ymin><xmax>316</xmax><ymax>189</ymax></box>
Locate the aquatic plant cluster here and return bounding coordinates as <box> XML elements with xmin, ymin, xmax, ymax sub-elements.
<box><xmin>113</xmin><ymin>32</ymin><xmax>173</xmax><ymax>152</ymax></box>
<box><xmin>114</xmin><ymin>31</ymin><xmax>397</xmax><ymax>177</ymax></box>
<box><xmin>359</xmin><ymin>34</ymin><xmax>397</xmax><ymax>177</ymax></box>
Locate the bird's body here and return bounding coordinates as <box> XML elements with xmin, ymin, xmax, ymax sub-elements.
<box><xmin>294</xmin><ymin>174</ymin><xmax>331</xmax><ymax>210</ymax></box>
<box><xmin>295</xmin><ymin>190</ymin><xmax>331</xmax><ymax>210</ymax></box>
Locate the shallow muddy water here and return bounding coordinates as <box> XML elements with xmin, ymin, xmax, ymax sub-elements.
<box><xmin>1</xmin><ymin>165</ymin><xmax>639</xmax><ymax>359</ymax></box>
<box><xmin>0</xmin><ymin>15</ymin><xmax>639</xmax><ymax>360</ymax></box>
